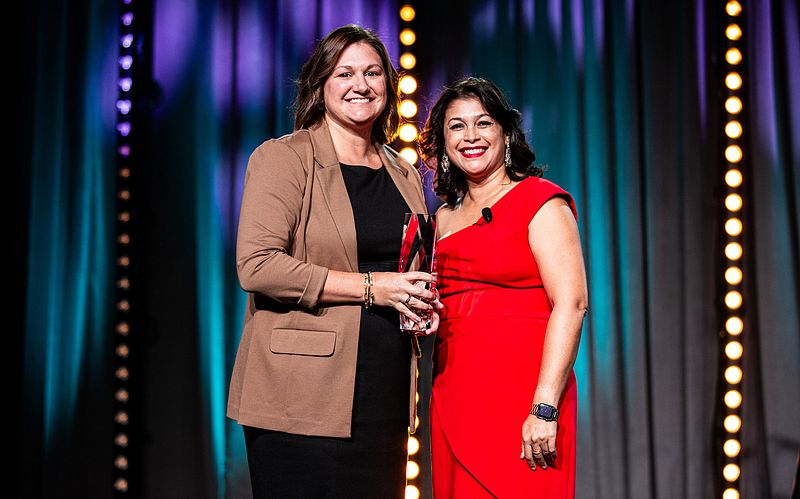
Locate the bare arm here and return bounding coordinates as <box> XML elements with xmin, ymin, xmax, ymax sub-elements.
<box><xmin>521</xmin><ymin>197</ymin><xmax>588</xmax><ymax>470</ymax></box>
<box><xmin>321</xmin><ymin>270</ymin><xmax>436</xmax><ymax>325</ymax></box>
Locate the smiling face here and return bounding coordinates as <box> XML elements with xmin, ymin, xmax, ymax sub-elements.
<box><xmin>443</xmin><ymin>97</ymin><xmax>507</xmax><ymax>182</ymax></box>
<box><xmin>323</xmin><ymin>42</ymin><xmax>387</xmax><ymax>134</ymax></box>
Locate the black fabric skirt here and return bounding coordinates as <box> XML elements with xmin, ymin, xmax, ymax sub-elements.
<box><xmin>244</xmin><ymin>264</ymin><xmax>412</xmax><ymax>499</ymax></box>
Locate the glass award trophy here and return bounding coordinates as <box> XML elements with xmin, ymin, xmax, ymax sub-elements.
<box><xmin>398</xmin><ymin>213</ymin><xmax>437</xmax><ymax>341</ymax></box>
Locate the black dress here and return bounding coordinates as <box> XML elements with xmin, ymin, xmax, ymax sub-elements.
<box><xmin>244</xmin><ymin>163</ymin><xmax>412</xmax><ymax>498</ymax></box>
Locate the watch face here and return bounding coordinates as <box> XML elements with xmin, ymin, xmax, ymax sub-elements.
<box><xmin>537</xmin><ymin>405</ymin><xmax>556</xmax><ymax>419</ymax></box>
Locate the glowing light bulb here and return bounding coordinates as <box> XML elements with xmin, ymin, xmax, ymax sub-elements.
<box><xmin>115</xmin><ymin>433</ymin><xmax>129</xmax><ymax>447</ymax></box>
<box><xmin>119</xmin><ymin>55</ymin><xmax>133</xmax><ymax>70</ymax></box>
<box><xmin>726</xmin><ymin>316</ymin><xmax>743</xmax><ymax>335</ymax></box>
<box><xmin>400</xmin><ymin>147</ymin><xmax>418</xmax><ymax>165</ymax></box>
<box><xmin>723</xmin><ymin>439</ymin><xmax>741</xmax><ymax>457</ymax></box>
<box><xmin>724</xmin><ymin>389</ymin><xmax>742</xmax><ymax>408</ymax></box>
<box><xmin>726</xmin><ymin>24</ymin><xmax>742</xmax><ymax>40</ymax></box>
<box><xmin>399</xmin><ymin>99</ymin><xmax>418</xmax><ymax>118</ymax></box>
<box><xmin>399</xmin><ymin>75</ymin><xmax>418</xmax><ymax>94</ymax></box>
<box><xmin>400</xmin><ymin>53</ymin><xmax>417</xmax><ymax>69</ymax></box>
<box><xmin>400</xmin><ymin>29</ymin><xmax>416</xmax><ymax>46</ymax></box>
<box><xmin>726</xmin><ymin>48</ymin><xmax>742</xmax><ymax>65</ymax></box>
<box><xmin>723</xmin><ymin>488</ymin><xmax>740</xmax><ymax>499</ymax></box>
<box><xmin>725</xmin><ymin>168</ymin><xmax>742</xmax><ymax>187</ymax></box>
<box><xmin>725</xmin><ymin>193</ymin><xmax>743</xmax><ymax>212</ymax></box>
<box><xmin>408</xmin><ymin>436</ymin><xmax>420</xmax><ymax>455</ymax></box>
<box><xmin>725</xmin><ymin>291</ymin><xmax>743</xmax><ymax>309</ymax></box>
<box><xmin>724</xmin><ymin>415</ymin><xmax>742</xmax><ymax>433</ymax></box>
<box><xmin>725</xmin><ymin>145</ymin><xmax>743</xmax><ymax>163</ymax></box>
<box><xmin>725</xmin><ymin>267</ymin><xmax>743</xmax><ymax>285</ymax></box>
<box><xmin>115</xmin><ymin>388</ymin><xmax>130</xmax><ymax>403</ymax></box>
<box><xmin>723</xmin><ymin>463</ymin><xmax>740</xmax><ymax>481</ymax></box>
<box><xmin>725</xmin><ymin>97</ymin><xmax>743</xmax><ymax>114</ymax></box>
<box><xmin>119</xmin><ymin>77</ymin><xmax>132</xmax><ymax>92</ymax></box>
<box><xmin>725</xmin><ymin>121</ymin><xmax>742</xmax><ymax>139</ymax></box>
<box><xmin>406</xmin><ymin>460</ymin><xmax>420</xmax><ymax>479</ymax></box>
<box><xmin>725</xmin><ymin>366</ymin><xmax>742</xmax><ymax>384</ymax></box>
<box><xmin>405</xmin><ymin>485</ymin><xmax>420</xmax><ymax>499</ymax></box>
<box><xmin>725</xmin><ymin>242</ymin><xmax>742</xmax><ymax>260</ymax></box>
<box><xmin>725</xmin><ymin>72</ymin><xmax>742</xmax><ymax>90</ymax></box>
<box><xmin>725</xmin><ymin>341</ymin><xmax>743</xmax><ymax>360</ymax></box>
<box><xmin>399</xmin><ymin>123</ymin><xmax>418</xmax><ymax>142</ymax></box>
<box><xmin>114</xmin><ymin>478</ymin><xmax>129</xmax><ymax>492</ymax></box>
<box><xmin>115</xmin><ymin>410</ymin><xmax>130</xmax><ymax>425</ymax></box>
<box><xmin>726</xmin><ymin>1</ymin><xmax>742</xmax><ymax>17</ymax></box>
<box><xmin>725</xmin><ymin>218</ymin><xmax>743</xmax><ymax>236</ymax></box>
<box><xmin>399</xmin><ymin>5</ymin><xmax>416</xmax><ymax>21</ymax></box>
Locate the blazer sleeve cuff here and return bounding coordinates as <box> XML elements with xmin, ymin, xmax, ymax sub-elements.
<box><xmin>299</xmin><ymin>264</ymin><xmax>329</xmax><ymax>309</ymax></box>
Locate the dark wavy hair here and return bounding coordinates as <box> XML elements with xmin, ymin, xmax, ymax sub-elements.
<box><xmin>293</xmin><ymin>25</ymin><xmax>400</xmax><ymax>144</ymax></box>
<box><xmin>419</xmin><ymin>77</ymin><xmax>541</xmax><ymax>206</ymax></box>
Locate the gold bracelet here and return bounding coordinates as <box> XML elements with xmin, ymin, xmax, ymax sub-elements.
<box><xmin>366</xmin><ymin>271</ymin><xmax>374</xmax><ymax>308</ymax></box>
<box><xmin>362</xmin><ymin>273</ymin><xmax>370</xmax><ymax>308</ymax></box>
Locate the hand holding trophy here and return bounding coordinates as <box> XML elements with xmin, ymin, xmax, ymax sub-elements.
<box><xmin>398</xmin><ymin>213</ymin><xmax>440</xmax><ymax>349</ymax></box>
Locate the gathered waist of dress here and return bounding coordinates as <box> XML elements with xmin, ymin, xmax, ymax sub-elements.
<box><xmin>440</xmin><ymin>285</ymin><xmax>551</xmax><ymax>321</ymax></box>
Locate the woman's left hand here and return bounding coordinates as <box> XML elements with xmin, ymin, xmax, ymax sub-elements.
<box><xmin>417</xmin><ymin>295</ymin><xmax>443</xmax><ymax>336</ymax></box>
<box><xmin>520</xmin><ymin>415</ymin><xmax>557</xmax><ymax>471</ymax></box>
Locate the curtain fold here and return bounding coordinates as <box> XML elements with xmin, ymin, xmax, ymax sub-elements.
<box><xmin>745</xmin><ymin>1</ymin><xmax>800</xmax><ymax>497</ymax></box>
<box><xmin>21</xmin><ymin>0</ymin><xmax>118</xmax><ymax>496</ymax></box>
<box><xmin>415</xmin><ymin>0</ymin><xmax>797</xmax><ymax>497</ymax></box>
<box><xmin>144</xmin><ymin>1</ymin><xmax>399</xmax><ymax>496</ymax></box>
<box><xmin>19</xmin><ymin>1</ymin><xmax>798</xmax><ymax>497</ymax></box>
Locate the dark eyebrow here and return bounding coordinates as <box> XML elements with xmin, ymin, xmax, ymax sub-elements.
<box><xmin>333</xmin><ymin>63</ymin><xmax>383</xmax><ymax>72</ymax></box>
<box><xmin>447</xmin><ymin>113</ymin><xmax>491</xmax><ymax>123</ymax></box>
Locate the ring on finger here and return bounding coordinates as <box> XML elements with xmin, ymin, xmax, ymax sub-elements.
<box><xmin>404</xmin><ymin>294</ymin><xmax>413</xmax><ymax>306</ymax></box>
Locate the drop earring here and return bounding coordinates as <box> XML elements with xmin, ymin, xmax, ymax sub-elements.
<box><xmin>504</xmin><ymin>139</ymin><xmax>511</xmax><ymax>169</ymax></box>
<box><xmin>441</xmin><ymin>154</ymin><xmax>450</xmax><ymax>173</ymax></box>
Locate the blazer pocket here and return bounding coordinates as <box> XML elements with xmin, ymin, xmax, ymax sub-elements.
<box><xmin>269</xmin><ymin>328</ymin><xmax>336</xmax><ymax>357</ymax></box>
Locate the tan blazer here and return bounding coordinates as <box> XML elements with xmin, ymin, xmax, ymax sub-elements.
<box><xmin>227</xmin><ymin>120</ymin><xmax>427</xmax><ymax>437</ymax></box>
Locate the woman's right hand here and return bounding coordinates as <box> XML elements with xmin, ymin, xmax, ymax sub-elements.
<box><xmin>371</xmin><ymin>272</ymin><xmax>437</xmax><ymax>322</ymax></box>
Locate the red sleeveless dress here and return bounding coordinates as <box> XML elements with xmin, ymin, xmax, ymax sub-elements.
<box><xmin>432</xmin><ymin>176</ymin><xmax>578</xmax><ymax>498</ymax></box>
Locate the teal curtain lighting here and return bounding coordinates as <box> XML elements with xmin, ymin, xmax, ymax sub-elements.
<box><xmin>18</xmin><ymin>1</ymin><xmax>797</xmax><ymax>497</ymax></box>
<box><xmin>21</xmin><ymin>0</ymin><xmax>118</xmax><ymax>496</ymax></box>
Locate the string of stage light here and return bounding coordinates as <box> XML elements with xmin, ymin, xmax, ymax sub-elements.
<box><xmin>720</xmin><ymin>2</ymin><xmax>746</xmax><ymax>498</ymax></box>
<box><xmin>397</xmin><ymin>4</ymin><xmax>423</xmax><ymax>499</ymax></box>
<box><xmin>113</xmin><ymin>0</ymin><xmax>136</xmax><ymax>494</ymax></box>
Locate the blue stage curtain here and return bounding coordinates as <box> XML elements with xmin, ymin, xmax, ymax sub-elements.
<box><xmin>20</xmin><ymin>1</ymin><xmax>797</xmax><ymax>497</ymax></box>
<box><xmin>20</xmin><ymin>0</ymin><xmax>119</xmax><ymax>496</ymax></box>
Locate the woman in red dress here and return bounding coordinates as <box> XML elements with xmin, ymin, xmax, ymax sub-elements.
<box><xmin>420</xmin><ymin>77</ymin><xmax>588</xmax><ymax>498</ymax></box>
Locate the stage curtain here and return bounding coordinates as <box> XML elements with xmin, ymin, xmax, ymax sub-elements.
<box><xmin>19</xmin><ymin>0</ymin><xmax>119</xmax><ymax>496</ymax></box>
<box><xmin>19</xmin><ymin>0</ymin><xmax>797</xmax><ymax>498</ymax></box>
<box><xmin>413</xmin><ymin>0</ymin><xmax>798</xmax><ymax>497</ymax></box>
<box><xmin>744</xmin><ymin>1</ymin><xmax>800</xmax><ymax>497</ymax></box>
<box><xmin>141</xmin><ymin>1</ymin><xmax>399</xmax><ymax>497</ymax></box>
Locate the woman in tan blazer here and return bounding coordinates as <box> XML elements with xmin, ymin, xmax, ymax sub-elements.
<box><xmin>227</xmin><ymin>25</ymin><xmax>438</xmax><ymax>498</ymax></box>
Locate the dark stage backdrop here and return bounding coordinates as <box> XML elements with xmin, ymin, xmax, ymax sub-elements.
<box><xmin>17</xmin><ymin>0</ymin><xmax>798</xmax><ymax>498</ymax></box>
